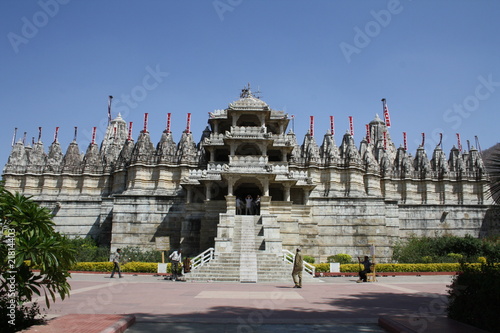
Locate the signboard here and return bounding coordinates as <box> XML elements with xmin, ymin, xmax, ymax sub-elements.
<box><xmin>157</xmin><ymin>263</ymin><xmax>167</xmax><ymax>274</ymax></box>
<box><xmin>155</xmin><ymin>237</ymin><xmax>170</xmax><ymax>251</ymax></box>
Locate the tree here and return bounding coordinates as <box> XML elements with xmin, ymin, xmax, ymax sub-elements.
<box><xmin>487</xmin><ymin>150</ymin><xmax>500</xmax><ymax>204</ymax></box>
<box><xmin>0</xmin><ymin>185</ymin><xmax>76</xmax><ymax>330</ymax></box>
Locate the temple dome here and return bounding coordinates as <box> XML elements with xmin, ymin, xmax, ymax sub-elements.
<box><xmin>228</xmin><ymin>84</ymin><xmax>269</xmax><ymax>110</ymax></box>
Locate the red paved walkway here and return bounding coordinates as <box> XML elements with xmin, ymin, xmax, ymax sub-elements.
<box><xmin>21</xmin><ymin>273</ymin><xmax>487</xmax><ymax>332</ymax></box>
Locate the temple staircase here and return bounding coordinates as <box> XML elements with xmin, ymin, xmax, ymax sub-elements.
<box><xmin>186</xmin><ymin>215</ymin><xmax>315</xmax><ymax>283</ymax></box>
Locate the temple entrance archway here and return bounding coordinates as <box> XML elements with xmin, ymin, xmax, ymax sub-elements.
<box><xmin>233</xmin><ymin>177</ymin><xmax>262</xmax><ymax>199</ymax></box>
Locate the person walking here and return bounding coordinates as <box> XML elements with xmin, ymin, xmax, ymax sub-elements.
<box><xmin>292</xmin><ymin>248</ymin><xmax>303</xmax><ymax>288</ymax></box>
<box><xmin>169</xmin><ymin>249</ymin><xmax>182</xmax><ymax>281</ymax></box>
<box><xmin>110</xmin><ymin>248</ymin><xmax>123</xmax><ymax>278</ymax></box>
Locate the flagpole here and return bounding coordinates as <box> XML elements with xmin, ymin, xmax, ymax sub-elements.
<box><xmin>11</xmin><ymin>128</ymin><xmax>17</xmax><ymax>147</ymax></box>
<box><xmin>108</xmin><ymin>95</ymin><xmax>113</xmax><ymax>125</ymax></box>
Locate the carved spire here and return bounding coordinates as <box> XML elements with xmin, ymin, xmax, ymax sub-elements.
<box><xmin>320</xmin><ymin>130</ymin><xmax>339</xmax><ymax>166</ymax></box>
<box><xmin>339</xmin><ymin>132</ymin><xmax>361</xmax><ymax>166</ymax></box>
<box><xmin>83</xmin><ymin>141</ymin><xmax>103</xmax><ymax>173</ymax></box>
<box><xmin>4</xmin><ymin>140</ymin><xmax>29</xmax><ymax>173</ymax></box>
<box><xmin>131</xmin><ymin>130</ymin><xmax>155</xmax><ymax>164</ymax></box>
<box><xmin>156</xmin><ymin>130</ymin><xmax>177</xmax><ymax>164</ymax></box>
<box><xmin>431</xmin><ymin>145</ymin><xmax>449</xmax><ymax>178</ymax></box>
<box><xmin>62</xmin><ymin>141</ymin><xmax>83</xmax><ymax>173</ymax></box>
<box><xmin>413</xmin><ymin>146</ymin><xmax>431</xmax><ymax>179</ymax></box>
<box><xmin>45</xmin><ymin>140</ymin><xmax>64</xmax><ymax>173</ymax></box>
<box><xmin>26</xmin><ymin>141</ymin><xmax>46</xmax><ymax>173</ymax></box>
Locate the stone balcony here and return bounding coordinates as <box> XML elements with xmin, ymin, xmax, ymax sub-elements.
<box><xmin>230</xmin><ymin>155</ymin><xmax>267</xmax><ymax>165</ymax></box>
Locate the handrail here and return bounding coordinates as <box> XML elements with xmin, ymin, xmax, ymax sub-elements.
<box><xmin>282</xmin><ymin>249</ymin><xmax>315</xmax><ymax>277</ymax></box>
<box><xmin>190</xmin><ymin>247</ymin><xmax>215</xmax><ymax>271</ymax></box>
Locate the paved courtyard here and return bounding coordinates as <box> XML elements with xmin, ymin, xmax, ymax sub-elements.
<box><xmin>28</xmin><ymin>273</ymin><xmax>457</xmax><ymax>332</ymax></box>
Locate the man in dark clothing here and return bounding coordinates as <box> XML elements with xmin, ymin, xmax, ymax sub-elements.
<box><xmin>357</xmin><ymin>256</ymin><xmax>372</xmax><ymax>282</ymax></box>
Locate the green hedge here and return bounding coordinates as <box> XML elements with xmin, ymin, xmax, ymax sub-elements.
<box><xmin>312</xmin><ymin>263</ymin><xmax>481</xmax><ymax>273</ymax></box>
<box><xmin>73</xmin><ymin>262</ymin><xmax>488</xmax><ymax>274</ymax></box>
<box><xmin>72</xmin><ymin>262</ymin><xmax>168</xmax><ymax>273</ymax></box>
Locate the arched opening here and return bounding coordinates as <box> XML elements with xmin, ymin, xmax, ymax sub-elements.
<box><xmin>234</xmin><ymin>182</ymin><xmax>262</xmax><ymax>199</ymax></box>
<box><xmin>236</xmin><ymin>143</ymin><xmax>262</xmax><ymax>156</ymax></box>
<box><xmin>237</xmin><ymin>114</ymin><xmax>261</xmax><ymax>127</ymax></box>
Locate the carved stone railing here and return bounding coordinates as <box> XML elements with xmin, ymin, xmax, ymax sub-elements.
<box><xmin>268</xmin><ymin>163</ymin><xmax>289</xmax><ymax>174</ymax></box>
<box><xmin>207</xmin><ymin>133</ymin><xmax>225</xmax><ymax>145</ymax></box>
<box><xmin>226</xmin><ymin>126</ymin><xmax>268</xmax><ymax>139</ymax></box>
<box><xmin>270</xmin><ymin>134</ymin><xmax>292</xmax><ymax>146</ymax></box>
<box><xmin>210</xmin><ymin>109</ymin><xmax>227</xmax><ymax>118</ymax></box>
<box><xmin>229</xmin><ymin>155</ymin><xmax>268</xmax><ymax>166</ymax></box>
<box><xmin>188</xmin><ymin>169</ymin><xmax>221</xmax><ymax>180</ymax></box>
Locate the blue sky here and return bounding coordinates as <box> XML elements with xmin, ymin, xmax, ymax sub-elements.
<box><xmin>1</xmin><ymin>0</ymin><xmax>499</xmax><ymax>170</ymax></box>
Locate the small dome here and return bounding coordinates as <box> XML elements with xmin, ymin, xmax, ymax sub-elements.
<box><xmin>369</xmin><ymin>114</ymin><xmax>385</xmax><ymax>125</ymax></box>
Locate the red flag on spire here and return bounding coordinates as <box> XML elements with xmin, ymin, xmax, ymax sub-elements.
<box><xmin>167</xmin><ymin>113</ymin><xmax>171</xmax><ymax>133</ymax></box>
<box><xmin>186</xmin><ymin>113</ymin><xmax>192</xmax><ymax>133</ymax></box>
<box><xmin>143</xmin><ymin>113</ymin><xmax>149</xmax><ymax>133</ymax></box>
<box><xmin>309</xmin><ymin>116</ymin><xmax>314</xmax><ymax>137</ymax></box>
<box><xmin>128</xmin><ymin>122</ymin><xmax>133</xmax><ymax>140</ymax></box>
<box><xmin>456</xmin><ymin>133</ymin><xmax>462</xmax><ymax>152</ymax></box>
<box><xmin>365</xmin><ymin>124</ymin><xmax>370</xmax><ymax>143</ymax></box>
<box><xmin>349</xmin><ymin>116</ymin><xmax>354</xmax><ymax>136</ymax></box>
<box><xmin>54</xmin><ymin>127</ymin><xmax>60</xmax><ymax>143</ymax></box>
<box><xmin>382</xmin><ymin>98</ymin><xmax>391</xmax><ymax>128</ymax></box>
<box><xmin>330</xmin><ymin>116</ymin><xmax>335</xmax><ymax>135</ymax></box>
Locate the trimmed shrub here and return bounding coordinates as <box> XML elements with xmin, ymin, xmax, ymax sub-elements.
<box><xmin>122</xmin><ymin>262</ymin><xmax>158</xmax><ymax>273</ymax></box>
<box><xmin>303</xmin><ymin>255</ymin><xmax>315</xmax><ymax>264</ymax></box>
<box><xmin>72</xmin><ymin>261</ymin><xmax>169</xmax><ymax>273</ymax></box>
<box><xmin>73</xmin><ymin>262</ymin><xmax>113</xmax><ymax>272</ymax></box>
<box><xmin>338</xmin><ymin>263</ymin><xmax>463</xmax><ymax>273</ymax></box>
<box><xmin>447</xmin><ymin>253</ymin><xmax>463</xmax><ymax>262</ymax></box>
<box><xmin>447</xmin><ymin>263</ymin><xmax>500</xmax><ymax>332</ymax></box>
<box><xmin>314</xmin><ymin>263</ymin><xmax>330</xmax><ymax>272</ymax></box>
<box><xmin>328</xmin><ymin>254</ymin><xmax>352</xmax><ymax>264</ymax></box>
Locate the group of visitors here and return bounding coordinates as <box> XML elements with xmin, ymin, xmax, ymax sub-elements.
<box><xmin>110</xmin><ymin>248</ymin><xmax>190</xmax><ymax>281</ymax></box>
<box><xmin>236</xmin><ymin>194</ymin><xmax>261</xmax><ymax>215</ymax></box>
